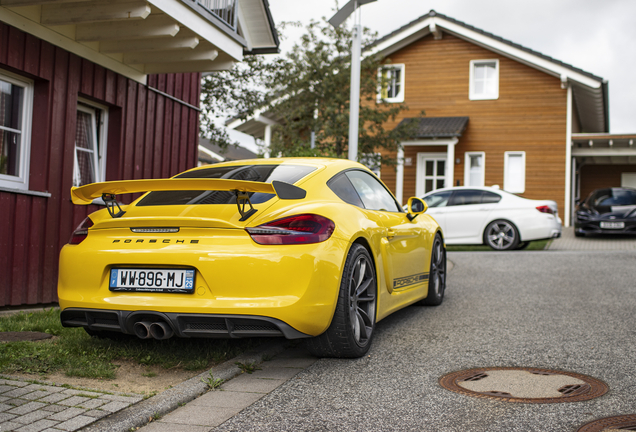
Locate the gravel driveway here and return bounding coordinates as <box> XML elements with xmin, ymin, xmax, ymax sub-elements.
<box><xmin>213</xmin><ymin>250</ymin><xmax>636</xmax><ymax>432</ymax></box>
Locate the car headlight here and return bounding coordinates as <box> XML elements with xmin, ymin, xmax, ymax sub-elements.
<box><xmin>575</xmin><ymin>211</ymin><xmax>591</xmax><ymax>221</ymax></box>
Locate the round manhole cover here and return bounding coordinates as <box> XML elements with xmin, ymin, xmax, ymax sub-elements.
<box><xmin>576</xmin><ymin>415</ymin><xmax>636</xmax><ymax>431</ymax></box>
<box><xmin>439</xmin><ymin>367</ymin><xmax>608</xmax><ymax>403</ymax></box>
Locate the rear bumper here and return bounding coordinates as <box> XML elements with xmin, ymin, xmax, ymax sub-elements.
<box><xmin>574</xmin><ymin>221</ymin><xmax>636</xmax><ymax>235</ymax></box>
<box><xmin>61</xmin><ymin>308</ymin><xmax>310</xmax><ymax>339</ymax></box>
<box><xmin>58</xmin><ymin>228</ymin><xmax>350</xmax><ymax>336</ymax></box>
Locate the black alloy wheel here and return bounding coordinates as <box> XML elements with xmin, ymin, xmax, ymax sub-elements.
<box><xmin>484</xmin><ymin>220</ymin><xmax>520</xmax><ymax>251</ymax></box>
<box><xmin>420</xmin><ymin>233</ymin><xmax>446</xmax><ymax>306</ymax></box>
<box><xmin>306</xmin><ymin>244</ymin><xmax>377</xmax><ymax>358</ymax></box>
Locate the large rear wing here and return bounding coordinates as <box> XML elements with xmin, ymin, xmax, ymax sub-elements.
<box><xmin>70</xmin><ymin>178</ymin><xmax>306</xmax><ymax>220</ymax></box>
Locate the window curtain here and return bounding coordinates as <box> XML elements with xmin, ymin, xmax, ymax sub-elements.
<box><xmin>74</xmin><ymin>110</ymin><xmax>96</xmax><ymax>186</ymax></box>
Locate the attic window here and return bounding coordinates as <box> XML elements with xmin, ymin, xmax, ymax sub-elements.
<box><xmin>378</xmin><ymin>64</ymin><xmax>405</xmax><ymax>103</ymax></box>
<box><xmin>469</xmin><ymin>60</ymin><xmax>499</xmax><ymax>100</ymax></box>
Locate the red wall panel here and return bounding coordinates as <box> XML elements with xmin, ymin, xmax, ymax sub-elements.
<box><xmin>0</xmin><ymin>22</ymin><xmax>201</xmax><ymax>307</ymax></box>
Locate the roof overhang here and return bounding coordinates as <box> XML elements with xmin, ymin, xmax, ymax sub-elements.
<box><xmin>226</xmin><ymin>108</ymin><xmax>281</xmax><ymax>139</ymax></box>
<box><xmin>396</xmin><ymin>116</ymin><xmax>469</xmax><ymax>139</ymax></box>
<box><xmin>0</xmin><ymin>0</ymin><xmax>278</xmax><ymax>83</ymax></box>
<box><xmin>572</xmin><ymin>133</ymin><xmax>636</xmax><ymax>165</ymax></box>
<box><xmin>365</xmin><ymin>12</ymin><xmax>608</xmax><ymax>133</ymax></box>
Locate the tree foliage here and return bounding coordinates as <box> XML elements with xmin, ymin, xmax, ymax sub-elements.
<box><xmin>200</xmin><ymin>18</ymin><xmax>417</xmax><ymax>165</ymax></box>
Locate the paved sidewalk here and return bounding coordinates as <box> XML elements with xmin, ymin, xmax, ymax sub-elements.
<box><xmin>137</xmin><ymin>347</ymin><xmax>318</xmax><ymax>432</ymax></box>
<box><xmin>547</xmin><ymin>227</ymin><xmax>636</xmax><ymax>250</ymax></box>
<box><xmin>0</xmin><ymin>378</ymin><xmax>142</xmax><ymax>432</ymax></box>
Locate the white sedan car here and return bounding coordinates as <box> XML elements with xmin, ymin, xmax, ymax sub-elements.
<box><xmin>420</xmin><ymin>187</ymin><xmax>562</xmax><ymax>250</ymax></box>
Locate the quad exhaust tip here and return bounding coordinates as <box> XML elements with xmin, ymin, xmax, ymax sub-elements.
<box><xmin>149</xmin><ymin>321</ymin><xmax>174</xmax><ymax>340</ymax></box>
<box><xmin>132</xmin><ymin>320</ymin><xmax>174</xmax><ymax>340</ymax></box>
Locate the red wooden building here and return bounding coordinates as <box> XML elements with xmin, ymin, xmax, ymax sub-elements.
<box><xmin>0</xmin><ymin>0</ymin><xmax>278</xmax><ymax>307</ymax></box>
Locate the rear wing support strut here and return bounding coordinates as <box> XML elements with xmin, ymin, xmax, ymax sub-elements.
<box><xmin>235</xmin><ymin>190</ymin><xmax>257</xmax><ymax>221</ymax></box>
<box><xmin>102</xmin><ymin>194</ymin><xmax>126</xmax><ymax>218</ymax></box>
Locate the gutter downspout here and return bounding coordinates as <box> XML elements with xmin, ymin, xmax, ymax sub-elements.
<box><xmin>396</xmin><ymin>146</ymin><xmax>404</xmax><ymax>205</ymax></box>
<box><xmin>564</xmin><ymin>81</ymin><xmax>573</xmax><ymax>227</ymax></box>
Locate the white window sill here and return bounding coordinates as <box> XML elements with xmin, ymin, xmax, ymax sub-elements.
<box><xmin>0</xmin><ymin>186</ymin><xmax>51</xmax><ymax>198</ymax></box>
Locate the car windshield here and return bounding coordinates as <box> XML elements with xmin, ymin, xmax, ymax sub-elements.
<box><xmin>590</xmin><ymin>189</ymin><xmax>636</xmax><ymax>207</ymax></box>
<box><xmin>137</xmin><ymin>164</ymin><xmax>316</xmax><ymax>206</ymax></box>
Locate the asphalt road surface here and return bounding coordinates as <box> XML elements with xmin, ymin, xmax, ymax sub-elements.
<box><xmin>215</xmin><ymin>251</ymin><xmax>636</xmax><ymax>432</ymax></box>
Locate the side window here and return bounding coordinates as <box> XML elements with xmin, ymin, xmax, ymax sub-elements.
<box><xmin>74</xmin><ymin>100</ymin><xmax>108</xmax><ymax>187</ymax></box>
<box><xmin>504</xmin><ymin>151</ymin><xmax>525</xmax><ymax>193</ymax></box>
<box><xmin>0</xmin><ymin>70</ymin><xmax>33</xmax><ymax>191</ymax></box>
<box><xmin>481</xmin><ymin>191</ymin><xmax>502</xmax><ymax>204</ymax></box>
<box><xmin>327</xmin><ymin>173</ymin><xmax>364</xmax><ymax>208</ymax></box>
<box><xmin>464</xmin><ymin>152</ymin><xmax>485</xmax><ymax>187</ymax></box>
<box><xmin>423</xmin><ymin>191</ymin><xmax>452</xmax><ymax>208</ymax></box>
<box><xmin>378</xmin><ymin>64</ymin><xmax>405</xmax><ymax>103</ymax></box>
<box><xmin>447</xmin><ymin>189</ymin><xmax>483</xmax><ymax>206</ymax></box>
<box><xmin>345</xmin><ymin>170</ymin><xmax>401</xmax><ymax>212</ymax></box>
<box><xmin>469</xmin><ymin>60</ymin><xmax>499</xmax><ymax>100</ymax></box>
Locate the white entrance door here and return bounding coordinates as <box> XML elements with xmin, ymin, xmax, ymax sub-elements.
<box><xmin>416</xmin><ymin>153</ymin><xmax>447</xmax><ymax>197</ymax></box>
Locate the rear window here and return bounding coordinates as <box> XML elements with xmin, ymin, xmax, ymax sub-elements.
<box><xmin>137</xmin><ymin>164</ymin><xmax>316</xmax><ymax>206</ymax></box>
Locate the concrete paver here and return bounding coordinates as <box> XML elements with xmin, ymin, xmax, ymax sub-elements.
<box><xmin>548</xmin><ymin>226</ymin><xmax>636</xmax><ymax>250</ymax></box>
<box><xmin>138</xmin><ymin>348</ymin><xmax>318</xmax><ymax>432</ymax></box>
<box><xmin>0</xmin><ymin>377</ymin><xmax>143</xmax><ymax>432</ymax></box>
<box><xmin>190</xmin><ymin>390</ymin><xmax>264</xmax><ymax>408</ymax></box>
<box><xmin>161</xmin><ymin>404</ymin><xmax>239</xmax><ymax>427</ymax></box>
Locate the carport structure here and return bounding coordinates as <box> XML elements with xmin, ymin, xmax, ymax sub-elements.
<box><xmin>572</xmin><ymin>133</ymin><xmax>636</xmax><ymax>201</ymax></box>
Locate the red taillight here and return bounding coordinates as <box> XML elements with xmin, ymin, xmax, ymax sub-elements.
<box><xmin>69</xmin><ymin>217</ymin><xmax>94</xmax><ymax>245</ymax></box>
<box><xmin>536</xmin><ymin>205</ymin><xmax>555</xmax><ymax>215</ymax></box>
<box><xmin>246</xmin><ymin>214</ymin><xmax>335</xmax><ymax>245</ymax></box>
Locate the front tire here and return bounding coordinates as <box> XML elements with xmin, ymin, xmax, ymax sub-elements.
<box><xmin>306</xmin><ymin>244</ymin><xmax>377</xmax><ymax>358</ymax></box>
<box><xmin>484</xmin><ymin>220</ymin><xmax>520</xmax><ymax>251</ymax></box>
<box><xmin>420</xmin><ymin>233</ymin><xmax>446</xmax><ymax>306</ymax></box>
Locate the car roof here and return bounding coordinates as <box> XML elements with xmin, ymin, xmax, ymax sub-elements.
<box><xmin>182</xmin><ymin>157</ymin><xmax>369</xmax><ymax>177</ymax></box>
<box><xmin>423</xmin><ymin>186</ymin><xmax>504</xmax><ymax>195</ymax></box>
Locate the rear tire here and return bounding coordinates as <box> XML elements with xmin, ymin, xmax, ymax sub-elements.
<box><xmin>574</xmin><ymin>231</ymin><xmax>585</xmax><ymax>237</ymax></box>
<box><xmin>516</xmin><ymin>241</ymin><xmax>530</xmax><ymax>250</ymax></box>
<box><xmin>484</xmin><ymin>220</ymin><xmax>520</xmax><ymax>251</ymax></box>
<box><xmin>420</xmin><ymin>233</ymin><xmax>446</xmax><ymax>306</ymax></box>
<box><xmin>306</xmin><ymin>244</ymin><xmax>377</xmax><ymax>358</ymax></box>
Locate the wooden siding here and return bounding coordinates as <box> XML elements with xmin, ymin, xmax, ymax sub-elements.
<box><xmin>579</xmin><ymin>165</ymin><xmax>636</xmax><ymax>199</ymax></box>
<box><xmin>0</xmin><ymin>22</ymin><xmax>201</xmax><ymax>307</ymax></box>
<box><xmin>378</xmin><ymin>33</ymin><xmax>568</xmax><ymax>211</ymax></box>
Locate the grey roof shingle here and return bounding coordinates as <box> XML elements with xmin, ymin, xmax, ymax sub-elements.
<box><xmin>397</xmin><ymin>116</ymin><xmax>469</xmax><ymax>138</ymax></box>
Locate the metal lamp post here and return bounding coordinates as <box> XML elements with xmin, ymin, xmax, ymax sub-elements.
<box><xmin>329</xmin><ymin>0</ymin><xmax>376</xmax><ymax>162</ymax></box>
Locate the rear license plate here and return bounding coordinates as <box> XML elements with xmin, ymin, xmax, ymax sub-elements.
<box><xmin>600</xmin><ymin>221</ymin><xmax>625</xmax><ymax>229</ymax></box>
<box><xmin>109</xmin><ymin>268</ymin><xmax>195</xmax><ymax>293</ymax></box>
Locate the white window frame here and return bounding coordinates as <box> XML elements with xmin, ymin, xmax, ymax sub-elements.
<box><xmin>74</xmin><ymin>98</ymin><xmax>108</xmax><ymax>187</ymax></box>
<box><xmin>469</xmin><ymin>59</ymin><xmax>499</xmax><ymax>100</ymax></box>
<box><xmin>0</xmin><ymin>70</ymin><xmax>33</xmax><ymax>191</ymax></box>
<box><xmin>503</xmin><ymin>151</ymin><xmax>526</xmax><ymax>193</ymax></box>
<box><xmin>464</xmin><ymin>152</ymin><xmax>485</xmax><ymax>187</ymax></box>
<box><xmin>377</xmin><ymin>64</ymin><xmax>405</xmax><ymax>103</ymax></box>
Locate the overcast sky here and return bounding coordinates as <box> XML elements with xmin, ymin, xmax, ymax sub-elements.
<box><xmin>232</xmin><ymin>0</ymin><xmax>636</xmax><ymax>152</ymax></box>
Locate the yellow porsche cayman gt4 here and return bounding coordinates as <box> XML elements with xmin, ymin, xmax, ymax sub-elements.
<box><xmin>58</xmin><ymin>158</ymin><xmax>446</xmax><ymax>358</ymax></box>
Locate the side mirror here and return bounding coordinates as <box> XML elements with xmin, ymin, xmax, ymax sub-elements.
<box><xmin>406</xmin><ymin>197</ymin><xmax>427</xmax><ymax>220</ymax></box>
